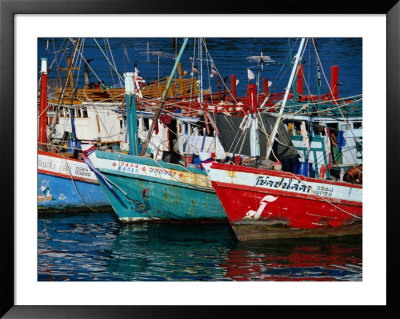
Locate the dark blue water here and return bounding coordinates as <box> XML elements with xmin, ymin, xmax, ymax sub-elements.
<box><xmin>38</xmin><ymin>37</ymin><xmax>362</xmax><ymax>98</ymax></box>
<box><xmin>37</xmin><ymin>38</ymin><xmax>362</xmax><ymax>281</ymax></box>
<box><xmin>38</xmin><ymin>211</ymin><xmax>362</xmax><ymax>281</ymax></box>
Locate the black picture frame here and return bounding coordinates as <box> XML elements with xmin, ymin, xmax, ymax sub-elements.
<box><xmin>1</xmin><ymin>0</ymin><xmax>398</xmax><ymax>317</ymax></box>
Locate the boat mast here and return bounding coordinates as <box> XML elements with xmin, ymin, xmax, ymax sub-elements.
<box><xmin>199</xmin><ymin>38</ymin><xmax>203</xmax><ymax>103</ymax></box>
<box><xmin>312</xmin><ymin>38</ymin><xmax>323</xmax><ymax>101</ymax></box>
<box><xmin>248</xmin><ymin>84</ymin><xmax>260</xmax><ymax>157</ymax></box>
<box><xmin>38</xmin><ymin>58</ymin><xmax>48</xmax><ymax>149</ymax></box>
<box><xmin>288</xmin><ymin>39</ymin><xmax>298</xmax><ymax>102</ymax></box>
<box><xmin>266</xmin><ymin>37</ymin><xmax>306</xmax><ymax>160</ymax></box>
<box><xmin>140</xmin><ymin>38</ymin><xmax>189</xmax><ymax>156</ymax></box>
<box><xmin>47</xmin><ymin>38</ymin><xmax>81</xmax><ymax>143</ymax></box>
<box><xmin>124</xmin><ymin>72</ymin><xmax>138</xmax><ymax>155</ymax></box>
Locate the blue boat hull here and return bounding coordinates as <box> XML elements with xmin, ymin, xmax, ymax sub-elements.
<box><xmin>38</xmin><ymin>172</ymin><xmax>111</xmax><ymax>212</ymax></box>
<box><xmin>89</xmin><ymin>151</ymin><xmax>227</xmax><ymax>223</ymax></box>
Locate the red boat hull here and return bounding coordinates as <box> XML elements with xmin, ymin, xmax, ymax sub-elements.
<box><xmin>208</xmin><ymin>163</ymin><xmax>362</xmax><ymax>241</ymax></box>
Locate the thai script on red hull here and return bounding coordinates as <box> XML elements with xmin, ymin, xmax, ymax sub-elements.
<box><xmin>207</xmin><ymin>162</ymin><xmax>362</xmax><ymax>241</ymax></box>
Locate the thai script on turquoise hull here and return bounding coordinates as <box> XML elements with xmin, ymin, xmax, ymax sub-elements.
<box><xmin>92</xmin><ymin>150</ymin><xmax>227</xmax><ymax>222</ymax></box>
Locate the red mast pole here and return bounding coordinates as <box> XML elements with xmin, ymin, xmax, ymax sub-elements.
<box><xmin>263</xmin><ymin>78</ymin><xmax>269</xmax><ymax>94</ymax></box>
<box><xmin>296</xmin><ymin>64</ymin><xmax>304</xmax><ymax>96</ymax></box>
<box><xmin>248</xmin><ymin>83</ymin><xmax>257</xmax><ymax>113</ymax></box>
<box><xmin>38</xmin><ymin>58</ymin><xmax>48</xmax><ymax>148</ymax></box>
<box><xmin>331</xmin><ymin>65</ymin><xmax>339</xmax><ymax>99</ymax></box>
<box><xmin>230</xmin><ymin>74</ymin><xmax>236</xmax><ymax>99</ymax></box>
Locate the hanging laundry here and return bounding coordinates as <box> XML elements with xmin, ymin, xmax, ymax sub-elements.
<box><xmin>337</xmin><ymin>131</ymin><xmax>346</xmax><ymax>152</ymax></box>
<box><xmin>300</xmin><ymin>121</ymin><xmax>310</xmax><ymax>151</ymax></box>
<box><xmin>159</xmin><ymin>114</ymin><xmax>172</xmax><ymax>127</ymax></box>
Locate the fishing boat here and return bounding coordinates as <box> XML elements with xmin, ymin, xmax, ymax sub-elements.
<box><xmin>44</xmin><ymin>38</ymin><xmax>185</xmax><ymax>152</ymax></box>
<box><xmin>38</xmin><ymin>149</ymin><xmax>111</xmax><ymax>212</ymax></box>
<box><xmin>45</xmin><ymin>38</ymin><xmax>256</xmax><ymax>154</ymax></box>
<box><xmin>206</xmin><ymin>162</ymin><xmax>362</xmax><ymax>241</ymax></box>
<box><xmin>39</xmin><ymin>38</ymin><xmax>206</xmax><ymax>214</ymax></box>
<box><xmin>83</xmin><ymin>38</ymin><xmax>227</xmax><ymax>223</ymax></box>
<box><xmin>204</xmin><ymin>38</ymin><xmax>362</xmax><ymax>241</ymax></box>
<box><xmin>37</xmin><ymin>41</ymin><xmax>111</xmax><ymax>212</ymax></box>
<box><xmin>133</xmin><ymin>38</ymin><xmax>362</xmax><ymax>182</ymax></box>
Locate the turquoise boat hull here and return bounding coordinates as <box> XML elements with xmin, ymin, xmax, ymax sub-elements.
<box><xmin>88</xmin><ymin>150</ymin><xmax>227</xmax><ymax>223</ymax></box>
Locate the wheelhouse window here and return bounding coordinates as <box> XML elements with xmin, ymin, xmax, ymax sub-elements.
<box><xmin>143</xmin><ymin>118</ymin><xmax>150</xmax><ymax>130</ymax></box>
<box><xmin>313</xmin><ymin>123</ymin><xmax>326</xmax><ymax>135</ymax></box>
<box><xmin>82</xmin><ymin>107</ymin><xmax>88</xmax><ymax>118</ymax></box>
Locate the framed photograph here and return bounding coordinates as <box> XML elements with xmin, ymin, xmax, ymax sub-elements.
<box><xmin>1</xmin><ymin>0</ymin><xmax>398</xmax><ymax>317</ymax></box>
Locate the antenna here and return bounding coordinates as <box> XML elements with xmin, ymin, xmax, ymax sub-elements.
<box><xmin>246</xmin><ymin>52</ymin><xmax>276</xmax><ymax>95</ymax></box>
<box><xmin>148</xmin><ymin>51</ymin><xmax>176</xmax><ymax>97</ymax></box>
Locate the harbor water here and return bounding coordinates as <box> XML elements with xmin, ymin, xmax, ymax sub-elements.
<box><xmin>38</xmin><ymin>37</ymin><xmax>362</xmax><ymax>281</ymax></box>
<box><xmin>38</xmin><ymin>211</ymin><xmax>362</xmax><ymax>281</ymax></box>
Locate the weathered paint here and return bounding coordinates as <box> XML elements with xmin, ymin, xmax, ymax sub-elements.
<box><xmin>38</xmin><ymin>151</ymin><xmax>111</xmax><ymax>212</ymax></box>
<box><xmin>93</xmin><ymin>150</ymin><xmax>213</xmax><ymax>188</ymax></box>
<box><xmin>86</xmin><ymin>149</ymin><xmax>227</xmax><ymax>222</ymax></box>
<box><xmin>38</xmin><ymin>150</ymin><xmax>99</xmax><ymax>183</ymax></box>
<box><xmin>38</xmin><ymin>172</ymin><xmax>110</xmax><ymax>212</ymax></box>
<box><xmin>206</xmin><ymin>162</ymin><xmax>362</xmax><ymax>241</ymax></box>
<box><xmin>231</xmin><ymin>222</ymin><xmax>362</xmax><ymax>241</ymax></box>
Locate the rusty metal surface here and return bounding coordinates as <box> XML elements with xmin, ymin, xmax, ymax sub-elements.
<box><xmin>233</xmin><ymin>222</ymin><xmax>362</xmax><ymax>241</ymax></box>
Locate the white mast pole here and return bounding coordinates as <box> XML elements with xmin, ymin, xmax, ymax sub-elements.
<box><xmin>266</xmin><ymin>38</ymin><xmax>306</xmax><ymax>159</ymax></box>
<box><xmin>250</xmin><ymin>115</ymin><xmax>260</xmax><ymax>157</ymax></box>
<box><xmin>199</xmin><ymin>38</ymin><xmax>203</xmax><ymax>103</ymax></box>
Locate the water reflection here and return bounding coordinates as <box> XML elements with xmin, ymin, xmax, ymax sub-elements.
<box><xmin>38</xmin><ymin>212</ymin><xmax>362</xmax><ymax>281</ymax></box>
<box><xmin>221</xmin><ymin>236</ymin><xmax>362</xmax><ymax>281</ymax></box>
<box><xmin>103</xmin><ymin>223</ymin><xmax>236</xmax><ymax>281</ymax></box>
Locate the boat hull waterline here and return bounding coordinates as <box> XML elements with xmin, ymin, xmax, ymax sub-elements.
<box><xmin>206</xmin><ymin>162</ymin><xmax>362</xmax><ymax>241</ymax></box>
